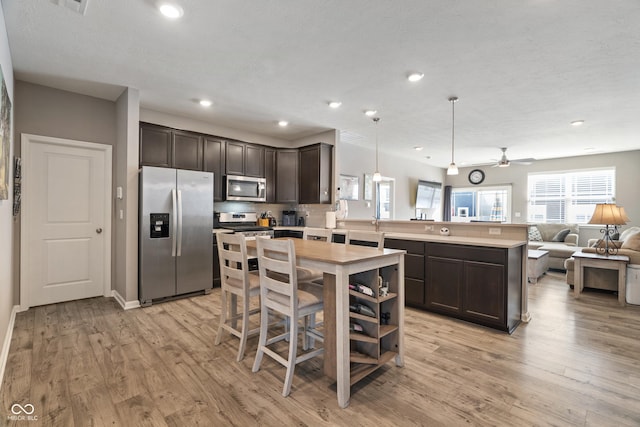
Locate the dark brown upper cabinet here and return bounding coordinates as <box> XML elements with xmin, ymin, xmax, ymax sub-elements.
<box><xmin>276</xmin><ymin>149</ymin><xmax>298</xmax><ymax>203</ymax></box>
<box><xmin>298</xmin><ymin>143</ymin><xmax>332</xmax><ymax>204</ymax></box>
<box><xmin>264</xmin><ymin>148</ymin><xmax>276</xmax><ymax>203</ymax></box>
<box><xmin>172</xmin><ymin>130</ymin><xmax>203</xmax><ymax>170</ymax></box>
<box><xmin>203</xmin><ymin>137</ymin><xmax>226</xmax><ymax>201</ymax></box>
<box><xmin>140</xmin><ymin>123</ymin><xmax>202</xmax><ymax>171</ymax></box>
<box><xmin>139</xmin><ymin>123</ymin><xmax>172</xmax><ymax>167</ymax></box>
<box><xmin>225</xmin><ymin>141</ymin><xmax>265</xmax><ymax>177</ymax></box>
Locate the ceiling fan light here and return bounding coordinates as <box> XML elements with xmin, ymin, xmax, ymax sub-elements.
<box><xmin>498</xmin><ymin>162</ymin><xmax>509</xmax><ymax>168</ymax></box>
<box><xmin>447</xmin><ymin>163</ymin><xmax>459</xmax><ymax>175</ymax></box>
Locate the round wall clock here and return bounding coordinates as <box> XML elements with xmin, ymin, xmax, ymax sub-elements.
<box><xmin>468</xmin><ymin>169</ymin><xmax>485</xmax><ymax>185</ymax></box>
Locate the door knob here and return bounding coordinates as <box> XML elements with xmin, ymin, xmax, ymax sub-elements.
<box><xmin>96</xmin><ymin>228</ymin><xmax>103</xmax><ymax>234</ymax></box>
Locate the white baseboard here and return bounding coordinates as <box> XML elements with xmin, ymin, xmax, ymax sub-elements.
<box><xmin>0</xmin><ymin>305</ymin><xmax>19</xmax><ymax>394</ymax></box>
<box><xmin>111</xmin><ymin>290</ymin><xmax>140</xmax><ymax>310</ymax></box>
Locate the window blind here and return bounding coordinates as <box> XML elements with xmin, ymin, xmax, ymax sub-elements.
<box><xmin>528</xmin><ymin>168</ymin><xmax>615</xmax><ymax>223</ymax></box>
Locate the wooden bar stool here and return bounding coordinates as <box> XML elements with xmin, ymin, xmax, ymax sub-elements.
<box><xmin>215</xmin><ymin>233</ymin><xmax>261</xmax><ymax>362</ymax></box>
<box><xmin>346</xmin><ymin>230</ymin><xmax>385</xmax><ymax>249</ymax></box>
<box><xmin>295</xmin><ymin>227</ymin><xmax>333</xmax><ymax>281</ymax></box>
<box><xmin>252</xmin><ymin>237</ymin><xmax>324</xmax><ymax>397</ymax></box>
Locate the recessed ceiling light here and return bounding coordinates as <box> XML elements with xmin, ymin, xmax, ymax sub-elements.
<box><xmin>278</xmin><ymin>120</ymin><xmax>289</xmax><ymax>127</ymax></box>
<box><xmin>414</xmin><ymin>146</ymin><xmax>424</xmax><ymax>151</ymax></box>
<box><xmin>158</xmin><ymin>3</ymin><xmax>184</xmax><ymax>19</ymax></box>
<box><xmin>364</xmin><ymin>110</ymin><xmax>377</xmax><ymax>117</ymax></box>
<box><xmin>199</xmin><ymin>100</ymin><xmax>212</xmax><ymax>107</ymax></box>
<box><xmin>571</xmin><ymin>120</ymin><xmax>585</xmax><ymax>126</ymax></box>
<box><xmin>328</xmin><ymin>101</ymin><xmax>342</xmax><ymax>108</ymax></box>
<box><xmin>407</xmin><ymin>72</ymin><xmax>424</xmax><ymax>82</ymax></box>
<box><xmin>584</xmin><ymin>147</ymin><xmax>595</xmax><ymax>152</ymax></box>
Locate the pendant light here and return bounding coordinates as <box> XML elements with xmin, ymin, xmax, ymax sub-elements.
<box><xmin>447</xmin><ymin>96</ymin><xmax>459</xmax><ymax>176</ymax></box>
<box><xmin>372</xmin><ymin>117</ymin><xmax>382</xmax><ymax>182</ymax></box>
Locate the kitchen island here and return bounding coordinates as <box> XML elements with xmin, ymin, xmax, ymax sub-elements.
<box><xmin>276</xmin><ymin>220</ymin><xmax>529</xmax><ymax>332</ymax></box>
<box><xmin>247</xmin><ymin>238</ymin><xmax>405</xmax><ymax>409</ymax></box>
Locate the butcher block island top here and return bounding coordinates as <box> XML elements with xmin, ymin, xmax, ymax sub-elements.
<box><xmin>246</xmin><ymin>238</ymin><xmax>405</xmax><ymax>408</ymax></box>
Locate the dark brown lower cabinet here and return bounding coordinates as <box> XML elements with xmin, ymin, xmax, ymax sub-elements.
<box><xmin>426</xmin><ymin>256</ymin><xmax>463</xmax><ymax>314</ymax></box>
<box><xmin>425</xmin><ymin>242</ymin><xmax>523</xmax><ymax>333</ymax></box>
<box><xmin>385</xmin><ymin>238</ymin><xmax>425</xmax><ymax>307</ymax></box>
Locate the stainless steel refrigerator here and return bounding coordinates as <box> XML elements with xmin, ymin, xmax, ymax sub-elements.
<box><xmin>139</xmin><ymin>166</ymin><xmax>214</xmax><ymax>306</ymax></box>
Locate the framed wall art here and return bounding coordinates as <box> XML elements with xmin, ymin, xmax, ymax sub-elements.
<box><xmin>0</xmin><ymin>64</ymin><xmax>12</xmax><ymax>200</ymax></box>
<box><xmin>339</xmin><ymin>174</ymin><xmax>359</xmax><ymax>200</ymax></box>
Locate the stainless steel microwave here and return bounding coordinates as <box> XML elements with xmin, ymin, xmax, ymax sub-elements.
<box><xmin>225</xmin><ymin>175</ymin><xmax>267</xmax><ymax>202</ymax></box>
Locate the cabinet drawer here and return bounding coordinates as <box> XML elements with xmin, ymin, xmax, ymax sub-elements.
<box><xmin>385</xmin><ymin>238</ymin><xmax>425</xmax><ymax>255</ymax></box>
<box><xmin>426</xmin><ymin>243</ymin><xmax>505</xmax><ymax>264</ymax></box>
<box><xmin>405</xmin><ymin>253</ymin><xmax>424</xmax><ymax>279</ymax></box>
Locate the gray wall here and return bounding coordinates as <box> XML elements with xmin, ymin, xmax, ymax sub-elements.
<box><xmin>0</xmin><ymin>2</ymin><xmax>15</xmax><ymax>383</ymax></box>
<box><xmin>11</xmin><ymin>81</ymin><xmax>118</xmax><ymax>304</ymax></box>
<box><xmin>115</xmin><ymin>88</ymin><xmax>140</xmax><ymax>303</ymax></box>
<box><xmin>338</xmin><ymin>141</ymin><xmax>445</xmax><ymax>220</ymax></box>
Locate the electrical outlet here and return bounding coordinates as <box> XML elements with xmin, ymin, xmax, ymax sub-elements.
<box><xmin>424</xmin><ymin>225</ymin><xmax>434</xmax><ymax>231</ymax></box>
<box><xmin>489</xmin><ymin>228</ymin><xmax>502</xmax><ymax>235</ymax></box>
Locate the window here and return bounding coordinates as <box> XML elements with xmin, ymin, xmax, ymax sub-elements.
<box><xmin>450</xmin><ymin>185</ymin><xmax>512</xmax><ymax>223</ymax></box>
<box><xmin>527</xmin><ymin>168</ymin><xmax>615</xmax><ymax>223</ymax></box>
<box><xmin>376</xmin><ymin>178</ymin><xmax>395</xmax><ymax>220</ymax></box>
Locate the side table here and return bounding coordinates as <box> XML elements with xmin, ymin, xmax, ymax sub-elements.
<box><xmin>572</xmin><ymin>251</ymin><xmax>629</xmax><ymax>306</ymax></box>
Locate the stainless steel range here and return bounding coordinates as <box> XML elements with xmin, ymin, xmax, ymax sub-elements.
<box><xmin>216</xmin><ymin>212</ymin><xmax>274</xmax><ymax>239</ymax></box>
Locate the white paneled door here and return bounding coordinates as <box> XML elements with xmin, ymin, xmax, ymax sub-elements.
<box><xmin>21</xmin><ymin>134</ymin><xmax>112</xmax><ymax>308</ymax></box>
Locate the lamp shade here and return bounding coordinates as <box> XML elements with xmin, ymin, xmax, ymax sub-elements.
<box><xmin>588</xmin><ymin>203</ymin><xmax>627</xmax><ymax>225</ymax></box>
<box><xmin>617</xmin><ymin>206</ymin><xmax>631</xmax><ymax>223</ymax></box>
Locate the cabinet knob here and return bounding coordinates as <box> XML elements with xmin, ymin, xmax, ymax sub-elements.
<box><xmin>96</xmin><ymin>228</ymin><xmax>103</xmax><ymax>234</ymax></box>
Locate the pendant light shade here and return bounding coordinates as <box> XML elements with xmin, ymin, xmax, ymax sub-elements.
<box><xmin>447</xmin><ymin>96</ymin><xmax>459</xmax><ymax>176</ymax></box>
<box><xmin>372</xmin><ymin>117</ymin><xmax>382</xmax><ymax>182</ymax></box>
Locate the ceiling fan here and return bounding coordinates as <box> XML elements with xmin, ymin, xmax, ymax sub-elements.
<box><xmin>493</xmin><ymin>147</ymin><xmax>535</xmax><ymax>167</ymax></box>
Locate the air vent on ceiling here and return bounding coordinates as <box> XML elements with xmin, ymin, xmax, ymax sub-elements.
<box><xmin>339</xmin><ymin>130</ymin><xmax>364</xmax><ymax>143</ymax></box>
<box><xmin>51</xmin><ymin>0</ymin><xmax>89</xmax><ymax>15</ymax></box>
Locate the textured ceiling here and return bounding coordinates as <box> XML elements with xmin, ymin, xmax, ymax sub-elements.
<box><xmin>3</xmin><ymin>0</ymin><xmax>640</xmax><ymax>168</ymax></box>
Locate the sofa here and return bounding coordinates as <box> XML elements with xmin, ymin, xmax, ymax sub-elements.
<box><xmin>528</xmin><ymin>223</ymin><xmax>580</xmax><ymax>270</ymax></box>
<box><xmin>565</xmin><ymin>226</ymin><xmax>640</xmax><ymax>291</ymax></box>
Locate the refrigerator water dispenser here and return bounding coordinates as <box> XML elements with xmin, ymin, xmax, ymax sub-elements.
<box><xmin>150</xmin><ymin>213</ymin><xmax>170</xmax><ymax>238</ymax></box>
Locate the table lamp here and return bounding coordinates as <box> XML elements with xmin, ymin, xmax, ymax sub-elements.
<box><xmin>588</xmin><ymin>203</ymin><xmax>627</xmax><ymax>255</ymax></box>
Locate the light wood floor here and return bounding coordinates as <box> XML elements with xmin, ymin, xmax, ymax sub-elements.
<box><xmin>2</xmin><ymin>271</ymin><xmax>640</xmax><ymax>426</ymax></box>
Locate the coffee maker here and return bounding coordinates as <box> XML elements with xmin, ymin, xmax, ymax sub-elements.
<box><xmin>282</xmin><ymin>210</ymin><xmax>297</xmax><ymax>226</ymax></box>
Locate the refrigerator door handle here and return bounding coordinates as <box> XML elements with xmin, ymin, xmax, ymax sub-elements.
<box><xmin>171</xmin><ymin>188</ymin><xmax>177</xmax><ymax>257</ymax></box>
<box><xmin>177</xmin><ymin>189</ymin><xmax>183</xmax><ymax>256</ymax></box>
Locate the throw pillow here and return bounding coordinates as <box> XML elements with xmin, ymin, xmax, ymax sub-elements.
<box><xmin>528</xmin><ymin>226</ymin><xmax>543</xmax><ymax>242</ymax></box>
<box><xmin>622</xmin><ymin>232</ymin><xmax>640</xmax><ymax>251</ymax></box>
<box><xmin>551</xmin><ymin>228</ymin><xmax>571</xmax><ymax>242</ymax></box>
<box><xmin>619</xmin><ymin>227</ymin><xmax>640</xmax><ymax>242</ymax></box>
